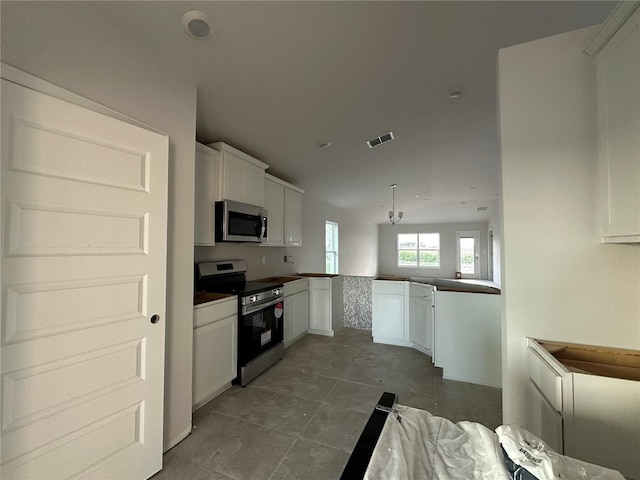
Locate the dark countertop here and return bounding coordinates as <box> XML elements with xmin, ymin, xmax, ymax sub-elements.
<box><xmin>194</xmin><ymin>292</ymin><xmax>236</xmax><ymax>306</ymax></box>
<box><xmin>297</xmin><ymin>273</ymin><xmax>341</xmax><ymax>278</ymax></box>
<box><xmin>252</xmin><ymin>275</ymin><xmax>306</xmax><ymax>284</ymax></box>
<box><xmin>374</xmin><ymin>275</ymin><xmax>501</xmax><ymax>294</ymax></box>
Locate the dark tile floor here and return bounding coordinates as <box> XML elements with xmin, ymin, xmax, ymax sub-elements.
<box><xmin>153</xmin><ymin>328</ymin><xmax>502</xmax><ymax>480</ymax></box>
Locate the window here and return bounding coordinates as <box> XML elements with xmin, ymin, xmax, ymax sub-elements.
<box><xmin>456</xmin><ymin>231</ymin><xmax>480</xmax><ymax>278</ymax></box>
<box><xmin>397</xmin><ymin>233</ymin><xmax>440</xmax><ymax>267</ymax></box>
<box><xmin>325</xmin><ymin>221</ymin><xmax>338</xmax><ymax>274</ymax></box>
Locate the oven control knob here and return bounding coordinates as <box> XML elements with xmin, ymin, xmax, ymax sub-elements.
<box><xmin>274</xmin><ymin>288</ymin><xmax>281</xmax><ymax>296</ymax></box>
<box><xmin>250</xmin><ymin>295</ymin><xmax>257</xmax><ymax>303</ymax></box>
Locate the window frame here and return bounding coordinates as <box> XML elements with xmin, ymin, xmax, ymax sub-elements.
<box><xmin>456</xmin><ymin>230</ymin><xmax>480</xmax><ymax>279</ymax></box>
<box><xmin>325</xmin><ymin>221</ymin><xmax>339</xmax><ymax>274</ymax></box>
<box><xmin>397</xmin><ymin>232</ymin><xmax>441</xmax><ymax>268</ymax></box>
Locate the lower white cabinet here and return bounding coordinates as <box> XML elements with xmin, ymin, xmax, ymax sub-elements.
<box><xmin>372</xmin><ymin>280</ymin><xmax>410</xmax><ymax>346</ymax></box>
<box><xmin>192</xmin><ymin>297</ymin><xmax>237</xmax><ymax>410</ymax></box>
<box><xmin>308</xmin><ymin>276</ymin><xmax>343</xmax><ymax>337</ymax></box>
<box><xmin>527</xmin><ymin>338</ymin><xmax>640</xmax><ymax>479</ymax></box>
<box><xmin>283</xmin><ymin>278</ymin><xmax>309</xmax><ymax>347</ymax></box>
<box><xmin>409</xmin><ymin>283</ymin><xmax>434</xmax><ymax>356</ymax></box>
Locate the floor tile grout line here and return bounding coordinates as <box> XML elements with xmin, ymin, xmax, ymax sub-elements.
<box><xmin>266</xmin><ymin>437</ymin><xmax>300</xmax><ymax>480</ymax></box>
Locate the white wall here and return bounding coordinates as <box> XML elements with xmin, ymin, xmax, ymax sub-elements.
<box><xmin>1</xmin><ymin>2</ymin><xmax>197</xmax><ymax>450</ymax></box>
<box><xmin>378</xmin><ymin>222</ymin><xmax>489</xmax><ymax>279</ymax></box>
<box><xmin>194</xmin><ymin>244</ymin><xmax>299</xmax><ymax>280</ymax></box>
<box><xmin>498</xmin><ymin>26</ymin><xmax>640</xmax><ymax>426</ymax></box>
<box><xmin>297</xmin><ymin>192</ymin><xmax>378</xmax><ymax>276</ymax></box>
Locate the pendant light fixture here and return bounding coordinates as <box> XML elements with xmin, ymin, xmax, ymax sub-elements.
<box><xmin>388</xmin><ymin>184</ymin><xmax>403</xmax><ymax>225</ymax></box>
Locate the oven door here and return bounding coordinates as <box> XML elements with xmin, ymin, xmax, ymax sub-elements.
<box><xmin>238</xmin><ymin>297</ymin><xmax>284</xmax><ymax>366</ymax></box>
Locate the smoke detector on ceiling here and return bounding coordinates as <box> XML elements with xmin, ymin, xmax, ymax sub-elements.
<box><xmin>182</xmin><ymin>11</ymin><xmax>214</xmax><ymax>39</ymax></box>
<box><xmin>366</xmin><ymin>132</ymin><xmax>394</xmax><ymax>148</ymax></box>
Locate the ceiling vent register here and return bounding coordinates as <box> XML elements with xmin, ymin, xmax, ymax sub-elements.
<box><xmin>366</xmin><ymin>132</ymin><xmax>394</xmax><ymax>148</ymax></box>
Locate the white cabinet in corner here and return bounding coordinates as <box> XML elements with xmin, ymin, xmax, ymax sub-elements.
<box><xmin>194</xmin><ymin>142</ymin><xmax>219</xmax><ymax>245</ymax></box>
<box><xmin>192</xmin><ymin>297</ymin><xmax>237</xmax><ymax>410</ymax></box>
<box><xmin>209</xmin><ymin>142</ymin><xmax>268</xmax><ymax>208</ymax></box>
<box><xmin>592</xmin><ymin>6</ymin><xmax>640</xmax><ymax>243</ymax></box>
<box><xmin>527</xmin><ymin>338</ymin><xmax>640</xmax><ymax>479</ymax></box>
<box><xmin>372</xmin><ymin>280</ymin><xmax>411</xmax><ymax>347</ymax></box>
<box><xmin>308</xmin><ymin>275</ymin><xmax>343</xmax><ymax>337</ymax></box>
<box><xmin>263</xmin><ymin>173</ymin><xmax>304</xmax><ymax>247</ymax></box>
<box><xmin>283</xmin><ymin>278</ymin><xmax>309</xmax><ymax>347</ymax></box>
<box><xmin>409</xmin><ymin>282</ymin><xmax>435</xmax><ymax>356</ymax></box>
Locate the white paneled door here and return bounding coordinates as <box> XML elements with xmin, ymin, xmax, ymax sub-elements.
<box><xmin>1</xmin><ymin>80</ymin><xmax>168</xmax><ymax>479</ymax></box>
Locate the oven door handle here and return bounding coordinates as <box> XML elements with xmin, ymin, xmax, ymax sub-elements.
<box><xmin>242</xmin><ymin>296</ymin><xmax>283</xmax><ymax>316</ymax></box>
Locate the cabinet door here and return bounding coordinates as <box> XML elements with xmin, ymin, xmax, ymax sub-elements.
<box><xmin>194</xmin><ymin>143</ymin><xmax>218</xmax><ymax>245</ymax></box>
<box><xmin>283</xmin><ymin>295</ymin><xmax>294</xmax><ymax>345</ymax></box>
<box><xmin>596</xmin><ymin>8</ymin><xmax>640</xmax><ymax>240</ymax></box>
<box><xmin>284</xmin><ymin>187</ymin><xmax>303</xmax><ymax>246</ymax></box>
<box><xmin>309</xmin><ymin>284</ymin><xmax>331</xmax><ymax>331</ymax></box>
<box><xmin>245</xmin><ymin>161</ymin><xmax>265</xmax><ymax>207</ymax></box>
<box><xmin>372</xmin><ymin>293</ymin><xmax>404</xmax><ymax>340</ymax></box>
<box><xmin>409</xmin><ymin>296</ymin><xmax>429</xmax><ymax>350</ymax></box>
<box><xmin>220</xmin><ymin>151</ymin><xmax>246</xmax><ymax>204</ymax></box>
<box><xmin>292</xmin><ymin>290</ymin><xmax>310</xmax><ymax>340</ymax></box>
<box><xmin>526</xmin><ymin>380</ymin><xmax>563</xmax><ymax>454</ymax></box>
<box><xmin>192</xmin><ymin>315</ymin><xmax>237</xmax><ymax>409</ymax></box>
<box><xmin>264</xmin><ymin>178</ymin><xmax>285</xmax><ymax>245</ymax></box>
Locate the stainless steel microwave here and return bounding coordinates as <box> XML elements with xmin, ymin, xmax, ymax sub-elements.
<box><xmin>215</xmin><ymin>200</ymin><xmax>268</xmax><ymax>243</ymax></box>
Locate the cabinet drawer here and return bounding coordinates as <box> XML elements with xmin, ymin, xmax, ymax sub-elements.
<box><xmin>194</xmin><ymin>297</ymin><xmax>237</xmax><ymax>328</ymax></box>
<box><xmin>527</xmin><ymin>346</ymin><xmax>563</xmax><ymax>412</ymax></box>
<box><xmin>373</xmin><ymin>280</ymin><xmax>406</xmax><ymax>295</ymax></box>
<box><xmin>409</xmin><ymin>283</ymin><xmax>432</xmax><ymax>300</ymax></box>
<box><xmin>283</xmin><ymin>278</ymin><xmax>308</xmax><ymax>297</ymax></box>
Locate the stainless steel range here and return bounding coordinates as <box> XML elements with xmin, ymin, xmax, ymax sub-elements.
<box><xmin>195</xmin><ymin>260</ymin><xmax>284</xmax><ymax>386</ymax></box>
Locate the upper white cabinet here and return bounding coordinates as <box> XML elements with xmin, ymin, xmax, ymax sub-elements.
<box><xmin>589</xmin><ymin>5</ymin><xmax>640</xmax><ymax>243</ymax></box>
<box><xmin>263</xmin><ymin>173</ymin><xmax>304</xmax><ymax>247</ymax></box>
<box><xmin>209</xmin><ymin>142</ymin><xmax>269</xmax><ymax>207</ymax></box>
<box><xmin>194</xmin><ymin>142</ymin><xmax>219</xmax><ymax>245</ymax></box>
<box><xmin>284</xmin><ymin>187</ymin><xmax>303</xmax><ymax>246</ymax></box>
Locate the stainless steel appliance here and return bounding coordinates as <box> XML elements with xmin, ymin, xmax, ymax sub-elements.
<box><xmin>195</xmin><ymin>260</ymin><xmax>283</xmax><ymax>386</ymax></box>
<box><xmin>215</xmin><ymin>200</ymin><xmax>268</xmax><ymax>243</ymax></box>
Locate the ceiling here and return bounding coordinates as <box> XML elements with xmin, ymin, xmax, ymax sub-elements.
<box><xmin>91</xmin><ymin>1</ymin><xmax>615</xmax><ymax>225</ymax></box>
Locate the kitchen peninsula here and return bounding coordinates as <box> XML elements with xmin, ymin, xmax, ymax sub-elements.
<box><xmin>372</xmin><ymin>276</ymin><xmax>501</xmax><ymax>388</ymax></box>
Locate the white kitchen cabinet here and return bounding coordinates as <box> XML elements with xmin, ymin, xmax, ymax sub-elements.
<box><xmin>284</xmin><ymin>187</ymin><xmax>303</xmax><ymax>246</ymax></box>
<box><xmin>192</xmin><ymin>297</ymin><xmax>237</xmax><ymax>410</ymax></box>
<box><xmin>527</xmin><ymin>338</ymin><xmax>640</xmax><ymax>479</ymax></box>
<box><xmin>283</xmin><ymin>278</ymin><xmax>309</xmax><ymax>347</ymax></box>
<box><xmin>409</xmin><ymin>282</ymin><xmax>434</xmax><ymax>356</ymax></box>
<box><xmin>209</xmin><ymin>142</ymin><xmax>268</xmax><ymax>207</ymax></box>
<box><xmin>435</xmin><ymin>290</ymin><xmax>501</xmax><ymax>387</ymax></box>
<box><xmin>372</xmin><ymin>280</ymin><xmax>410</xmax><ymax>347</ymax></box>
<box><xmin>264</xmin><ymin>175</ymin><xmax>285</xmax><ymax>245</ymax></box>
<box><xmin>592</xmin><ymin>6</ymin><xmax>640</xmax><ymax>243</ymax></box>
<box><xmin>307</xmin><ymin>275</ymin><xmax>343</xmax><ymax>337</ymax></box>
<box><xmin>263</xmin><ymin>174</ymin><xmax>304</xmax><ymax>246</ymax></box>
<box><xmin>194</xmin><ymin>142</ymin><xmax>219</xmax><ymax>245</ymax></box>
